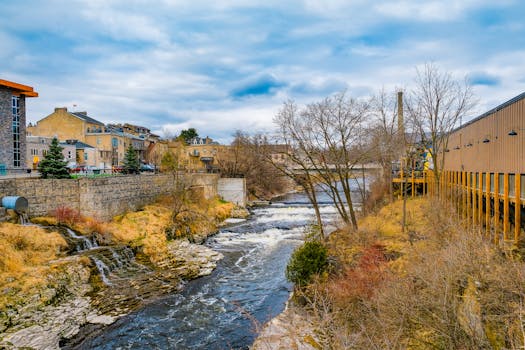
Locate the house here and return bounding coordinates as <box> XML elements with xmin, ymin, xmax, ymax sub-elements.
<box><xmin>172</xmin><ymin>136</ymin><xmax>222</xmax><ymax>172</ymax></box>
<box><xmin>28</xmin><ymin>107</ymin><xmax>151</xmax><ymax>167</ymax></box>
<box><xmin>63</xmin><ymin>139</ymin><xmax>97</xmax><ymax>167</ymax></box>
<box><xmin>0</xmin><ymin>79</ymin><xmax>38</xmax><ymax>173</ymax></box>
<box><xmin>26</xmin><ymin>136</ymin><xmax>76</xmax><ymax>169</ymax></box>
<box><xmin>27</xmin><ymin>107</ymin><xmax>104</xmax><ymax>143</ymax></box>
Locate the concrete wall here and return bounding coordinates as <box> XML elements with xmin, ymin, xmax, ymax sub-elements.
<box><xmin>0</xmin><ymin>173</ymin><xmax>223</xmax><ymax>221</ymax></box>
<box><xmin>217</xmin><ymin>178</ymin><xmax>247</xmax><ymax>207</ymax></box>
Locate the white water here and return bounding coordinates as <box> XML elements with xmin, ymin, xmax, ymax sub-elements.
<box><xmin>64</xmin><ymin>228</ymin><xmax>97</xmax><ymax>251</ymax></box>
<box><xmin>91</xmin><ymin>257</ymin><xmax>112</xmax><ymax>285</ymax></box>
<box><xmin>82</xmin><ymin>190</ymin><xmax>343</xmax><ymax>349</ymax></box>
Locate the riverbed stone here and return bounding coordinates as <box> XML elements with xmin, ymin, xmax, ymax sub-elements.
<box><xmin>252</xmin><ymin>303</ymin><xmax>322</xmax><ymax>350</ymax></box>
<box><xmin>166</xmin><ymin>239</ymin><xmax>223</xmax><ymax>278</ymax></box>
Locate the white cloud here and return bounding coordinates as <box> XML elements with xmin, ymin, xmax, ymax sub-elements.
<box><xmin>6</xmin><ymin>0</ymin><xmax>525</xmax><ymax>143</ymax></box>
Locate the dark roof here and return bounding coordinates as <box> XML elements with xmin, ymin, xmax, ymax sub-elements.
<box><xmin>69</xmin><ymin>111</ymin><xmax>104</xmax><ymax>126</ymax></box>
<box><xmin>74</xmin><ymin>141</ymin><xmax>95</xmax><ymax>149</ymax></box>
<box><xmin>454</xmin><ymin>91</ymin><xmax>525</xmax><ymax>133</ymax></box>
<box><xmin>63</xmin><ymin>139</ymin><xmax>95</xmax><ymax>149</ymax></box>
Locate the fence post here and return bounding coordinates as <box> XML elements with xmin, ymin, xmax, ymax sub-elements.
<box><xmin>503</xmin><ymin>173</ymin><xmax>509</xmax><ymax>240</ymax></box>
<box><xmin>470</xmin><ymin>173</ymin><xmax>478</xmax><ymax>227</ymax></box>
<box><xmin>478</xmin><ymin>172</ymin><xmax>483</xmax><ymax>230</ymax></box>
<box><xmin>515</xmin><ymin>174</ymin><xmax>521</xmax><ymax>245</ymax></box>
<box><xmin>494</xmin><ymin>173</ymin><xmax>500</xmax><ymax>244</ymax></box>
<box><xmin>486</xmin><ymin>172</ymin><xmax>491</xmax><ymax>237</ymax></box>
<box><xmin>466</xmin><ymin>172</ymin><xmax>472</xmax><ymax>229</ymax></box>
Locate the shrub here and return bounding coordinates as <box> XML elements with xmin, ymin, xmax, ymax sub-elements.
<box><xmin>37</xmin><ymin>137</ymin><xmax>71</xmax><ymax>179</ymax></box>
<box><xmin>286</xmin><ymin>240</ymin><xmax>328</xmax><ymax>287</ymax></box>
<box><xmin>53</xmin><ymin>206</ymin><xmax>82</xmax><ymax>226</ymax></box>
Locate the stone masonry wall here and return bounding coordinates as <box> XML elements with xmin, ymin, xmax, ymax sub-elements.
<box><xmin>0</xmin><ymin>88</ymin><xmax>12</xmax><ymax>169</ymax></box>
<box><xmin>0</xmin><ymin>87</ymin><xmax>27</xmax><ymax>172</ymax></box>
<box><xmin>0</xmin><ymin>173</ymin><xmax>221</xmax><ymax>221</ymax></box>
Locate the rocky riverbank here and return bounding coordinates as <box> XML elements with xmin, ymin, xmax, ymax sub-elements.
<box><xmin>0</xmin><ymin>198</ymin><xmax>248</xmax><ymax>350</ymax></box>
<box><xmin>251</xmin><ymin>301</ymin><xmax>321</xmax><ymax>350</ymax></box>
<box><xmin>0</xmin><ymin>237</ymin><xmax>224</xmax><ymax>350</ymax></box>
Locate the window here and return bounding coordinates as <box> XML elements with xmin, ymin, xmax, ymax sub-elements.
<box><xmin>97</xmin><ymin>137</ymin><xmax>101</xmax><ymax>145</ymax></box>
<box><xmin>12</xmin><ymin>96</ymin><xmax>20</xmax><ymax>167</ymax></box>
<box><xmin>112</xmin><ymin>137</ymin><xmax>118</xmax><ymax>147</ymax></box>
<box><xmin>490</xmin><ymin>173</ymin><xmax>494</xmax><ymax>192</ymax></box>
<box><xmin>498</xmin><ymin>174</ymin><xmax>504</xmax><ymax>195</ymax></box>
<box><xmin>68</xmin><ymin>151</ymin><xmax>72</xmax><ymax>159</ymax></box>
<box><xmin>84</xmin><ymin>153</ymin><xmax>88</xmax><ymax>161</ymax></box>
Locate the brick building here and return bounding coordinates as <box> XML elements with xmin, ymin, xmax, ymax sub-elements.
<box><xmin>0</xmin><ymin>79</ymin><xmax>38</xmax><ymax>174</ymax></box>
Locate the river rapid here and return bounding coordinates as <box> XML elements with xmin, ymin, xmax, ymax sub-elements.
<box><xmin>72</xmin><ymin>191</ymin><xmax>341</xmax><ymax>349</ymax></box>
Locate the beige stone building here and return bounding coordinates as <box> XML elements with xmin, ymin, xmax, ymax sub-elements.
<box><xmin>26</xmin><ymin>136</ymin><xmax>76</xmax><ymax>169</ymax></box>
<box><xmin>27</xmin><ymin>108</ymin><xmax>157</xmax><ymax>167</ymax></box>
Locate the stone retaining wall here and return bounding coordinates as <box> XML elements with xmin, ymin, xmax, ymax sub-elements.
<box><xmin>0</xmin><ymin>173</ymin><xmax>223</xmax><ymax>220</ymax></box>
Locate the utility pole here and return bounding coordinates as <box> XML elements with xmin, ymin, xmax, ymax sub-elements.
<box><xmin>398</xmin><ymin>91</ymin><xmax>407</xmax><ymax>233</ymax></box>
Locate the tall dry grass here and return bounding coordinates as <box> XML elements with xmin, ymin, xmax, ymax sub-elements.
<box><xmin>302</xmin><ymin>198</ymin><xmax>525</xmax><ymax>349</ymax></box>
<box><xmin>0</xmin><ymin>223</ymin><xmax>68</xmax><ymax>309</ymax></box>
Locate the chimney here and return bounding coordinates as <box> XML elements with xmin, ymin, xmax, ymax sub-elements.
<box><xmin>54</xmin><ymin>107</ymin><xmax>67</xmax><ymax>113</ymax></box>
<box><xmin>397</xmin><ymin>91</ymin><xmax>404</xmax><ymax>144</ymax></box>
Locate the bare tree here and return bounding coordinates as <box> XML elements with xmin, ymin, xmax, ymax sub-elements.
<box><xmin>273</xmin><ymin>101</ymin><xmax>327</xmax><ymax>238</ymax></box>
<box><xmin>369</xmin><ymin>88</ymin><xmax>403</xmax><ymax>202</ymax></box>
<box><xmin>216</xmin><ymin>131</ymin><xmax>288</xmax><ymax>200</ymax></box>
<box><xmin>274</xmin><ymin>92</ymin><xmax>372</xmax><ymax>232</ymax></box>
<box><xmin>407</xmin><ymin>63</ymin><xmax>476</xmax><ymax>186</ymax></box>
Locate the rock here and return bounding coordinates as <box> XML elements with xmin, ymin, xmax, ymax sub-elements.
<box><xmin>0</xmin><ymin>236</ymin><xmax>224</xmax><ymax>349</ymax></box>
<box><xmin>166</xmin><ymin>239</ymin><xmax>223</xmax><ymax>278</ymax></box>
<box><xmin>231</xmin><ymin>206</ymin><xmax>250</xmax><ymax>219</ymax></box>
<box><xmin>86</xmin><ymin>313</ymin><xmax>115</xmax><ymax>325</ymax></box>
<box><xmin>0</xmin><ymin>297</ymin><xmax>92</xmax><ymax>350</ymax></box>
<box><xmin>457</xmin><ymin>278</ymin><xmax>488</xmax><ymax>345</ymax></box>
<box><xmin>252</xmin><ymin>303</ymin><xmax>322</xmax><ymax>350</ymax></box>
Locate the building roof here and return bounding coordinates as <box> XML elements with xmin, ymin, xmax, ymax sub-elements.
<box><xmin>64</xmin><ymin>139</ymin><xmax>95</xmax><ymax>149</ymax></box>
<box><xmin>0</xmin><ymin>79</ymin><xmax>38</xmax><ymax>97</ymax></box>
<box><xmin>454</xmin><ymin>91</ymin><xmax>525</xmax><ymax>133</ymax></box>
<box><xmin>69</xmin><ymin>111</ymin><xmax>105</xmax><ymax>126</ymax></box>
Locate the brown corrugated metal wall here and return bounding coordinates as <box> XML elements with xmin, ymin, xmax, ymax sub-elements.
<box><xmin>439</xmin><ymin>94</ymin><xmax>525</xmax><ymax>246</ymax></box>
<box><xmin>444</xmin><ymin>97</ymin><xmax>525</xmax><ymax>173</ymax></box>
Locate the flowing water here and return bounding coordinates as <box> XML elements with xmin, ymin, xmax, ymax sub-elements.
<box><xmin>70</xmin><ymin>190</ymin><xmax>345</xmax><ymax>350</ymax></box>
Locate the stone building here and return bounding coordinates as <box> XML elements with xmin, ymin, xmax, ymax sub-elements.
<box><xmin>27</xmin><ymin>108</ymin><xmax>153</xmax><ymax>167</ymax></box>
<box><xmin>0</xmin><ymin>79</ymin><xmax>38</xmax><ymax>174</ymax></box>
<box><xmin>26</xmin><ymin>136</ymin><xmax>76</xmax><ymax>169</ymax></box>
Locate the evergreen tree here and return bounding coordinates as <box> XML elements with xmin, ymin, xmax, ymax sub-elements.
<box><xmin>38</xmin><ymin>138</ymin><xmax>70</xmax><ymax>179</ymax></box>
<box><xmin>123</xmin><ymin>144</ymin><xmax>140</xmax><ymax>174</ymax></box>
<box><xmin>177</xmin><ymin>128</ymin><xmax>198</xmax><ymax>143</ymax></box>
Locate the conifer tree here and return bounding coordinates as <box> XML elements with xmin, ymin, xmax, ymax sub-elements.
<box><xmin>123</xmin><ymin>144</ymin><xmax>140</xmax><ymax>174</ymax></box>
<box><xmin>38</xmin><ymin>138</ymin><xmax>71</xmax><ymax>179</ymax></box>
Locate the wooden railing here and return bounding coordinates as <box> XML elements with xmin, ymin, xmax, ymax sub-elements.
<box><xmin>394</xmin><ymin>170</ymin><xmax>524</xmax><ymax>246</ymax></box>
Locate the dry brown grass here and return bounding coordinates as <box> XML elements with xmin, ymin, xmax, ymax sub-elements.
<box><xmin>302</xmin><ymin>197</ymin><xmax>525</xmax><ymax>349</ymax></box>
<box><xmin>0</xmin><ymin>223</ymin><xmax>68</xmax><ymax>309</ymax></box>
<box><xmin>104</xmin><ymin>196</ymin><xmax>234</xmax><ymax>264</ymax></box>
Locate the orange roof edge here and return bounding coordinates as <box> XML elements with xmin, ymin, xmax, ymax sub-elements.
<box><xmin>0</xmin><ymin>79</ymin><xmax>38</xmax><ymax>97</ymax></box>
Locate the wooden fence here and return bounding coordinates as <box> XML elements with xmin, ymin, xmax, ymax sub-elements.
<box><xmin>393</xmin><ymin>170</ymin><xmax>524</xmax><ymax>246</ymax></box>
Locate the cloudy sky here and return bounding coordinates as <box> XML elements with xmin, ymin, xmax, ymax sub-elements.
<box><xmin>1</xmin><ymin>0</ymin><xmax>524</xmax><ymax>143</ymax></box>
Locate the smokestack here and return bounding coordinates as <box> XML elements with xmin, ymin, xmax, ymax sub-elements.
<box><xmin>397</xmin><ymin>91</ymin><xmax>404</xmax><ymax>139</ymax></box>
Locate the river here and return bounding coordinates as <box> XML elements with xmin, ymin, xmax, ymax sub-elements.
<box><xmin>71</xmin><ymin>190</ymin><xmax>342</xmax><ymax>349</ymax></box>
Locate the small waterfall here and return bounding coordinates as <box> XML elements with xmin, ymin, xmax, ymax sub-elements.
<box><xmin>19</xmin><ymin>213</ymin><xmax>30</xmax><ymax>225</ymax></box>
<box><xmin>86</xmin><ymin>246</ymin><xmax>144</xmax><ymax>285</ymax></box>
<box><xmin>65</xmin><ymin>228</ymin><xmax>97</xmax><ymax>251</ymax></box>
<box><xmin>91</xmin><ymin>257</ymin><xmax>112</xmax><ymax>285</ymax></box>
